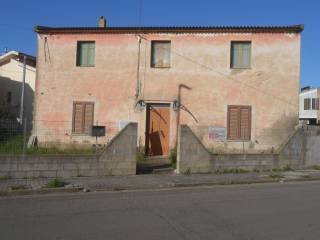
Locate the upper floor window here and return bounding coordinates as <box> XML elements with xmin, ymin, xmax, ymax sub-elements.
<box><xmin>312</xmin><ymin>98</ymin><xmax>319</xmax><ymax>110</ymax></box>
<box><xmin>304</xmin><ymin>98</ymin><xmax>311</xmax><ymax>110</ymax></box>
<box><xmin>231</xmin><ymin>42</ymin><xmax>251</xmax><ymax>69</ymax></box>
<box><xmin>76</xmin><ymin>41</ymin><xmax>95</xmax><ymax>67</ymax></box>
<box><xmin>151</xmin><ymin>41</ymin><xmax>171</xmax><ymax>68</ymax></box>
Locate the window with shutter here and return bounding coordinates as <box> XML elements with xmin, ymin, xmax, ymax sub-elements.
<box><xmin>227</xmin><ymin>105</ymin><xmax>252</xmax><ymax>140</ymax></box>
<box><xmin>304</xmin><ymin>98</ymin><xmax>311</xmax><ymax>110</ymax></box>
<box><xmin>151</xmin><ymin>41</ymin><xmax>171</xmax><ymax>68</ymax></box>
<box><xmin>231</xmin><ymin>42</ymin><xmax>251</xmax><ymax>69</ymax></box>
<box><xmin>76</xmin><ymin>42</ymin><xmax>95</xmax><ymax>67</ymax></box>
<box><xmin>72</xmin><ymin>102</ymin><xmax>94</xmax><ymax>134</ymax></box>
<box><xmin>311</xmin><ymin>98</ymin><xmax>319</xmax><ymax>110</ymax></box>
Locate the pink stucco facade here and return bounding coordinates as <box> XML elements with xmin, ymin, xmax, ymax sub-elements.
<box><xmin>34</xmin><ymin>26</ymin><xmax>302</xmax><ymax>153</ymax></box>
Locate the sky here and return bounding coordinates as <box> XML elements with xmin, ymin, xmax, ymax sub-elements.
<box><xmin>0</xmin><ymin>0</ymin><xmax>319</xmax><ymax>87</ymax></box>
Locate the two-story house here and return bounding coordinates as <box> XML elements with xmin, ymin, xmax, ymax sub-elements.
<box><xmin>299</xmin><ymin>87</ymin><xmax>320</xmax><ymax>125</ymax></box>
<box><xmin>33</xmin><ymin>16</ymin><xmax>303</xmax><ymax>155</ymax></box>
<box><xmin>0</xmin><ymin>50</ymin><xmax>36</xmax><ymax>129</ymax></box>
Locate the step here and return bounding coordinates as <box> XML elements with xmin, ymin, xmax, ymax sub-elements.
<box><xmin>152</xmin><ymin>167</ymin><xmax>175</xmax><ymax>175</ymax></box>
<box><xmin>143</xmin><ymin>156</ymin><xmax>171</xmax><ymax>167</ymax></box>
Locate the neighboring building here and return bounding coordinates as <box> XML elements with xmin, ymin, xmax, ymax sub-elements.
<box><xmin>0</xmin><ymin>51</ymin><xmax>36</xmax><ymax>128</ymax></box>
<box><xmin>33</xmin><ymin>17</ymin><xmax>303</xmax><ymax>154</ymax></box>
<box><xmin>299</xmin><ymin>87</ymin><xmax>320</xmax><ymax>125</ymax></box>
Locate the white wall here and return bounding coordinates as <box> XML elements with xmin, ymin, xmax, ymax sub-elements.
<box><xmin>0</xmin><ymin>58</ymin><xmax>36</xmax><ymax>126</ymax></box>
<box><xmin>299</xmin><ymin>89</ymin><xmax>318</xmax><ymax>119</ymax></box>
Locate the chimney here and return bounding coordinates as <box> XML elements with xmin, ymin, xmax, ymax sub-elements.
<box><xmin>98</xmin><ymin>16</ymin><xmax>106</xmax><ymax>28</ymax></box>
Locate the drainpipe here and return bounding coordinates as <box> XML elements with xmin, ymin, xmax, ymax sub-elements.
<box><xmin>176</xmin><ymin>84</ymin><xmax>192</xmax><ymax>146</ymax></box>
<box><xmin>135</xmin><ymin>35</ymin><xmax>142</xmax><ymax>99</ymax></box>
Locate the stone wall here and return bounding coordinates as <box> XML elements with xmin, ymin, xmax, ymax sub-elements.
<box><xmin>279</xmin><ymin>125</ymin><xmax>320</xmax><ymax>167</ymax></box>
<box><xmin>177</xmin><ymin>124</ymin><xmax>320</xmax><ymax>174</ymax></box>
<box><xmin>0</xmin><ymin>123</ymin><xmax>137</xmax><ymax>179</ymax></box>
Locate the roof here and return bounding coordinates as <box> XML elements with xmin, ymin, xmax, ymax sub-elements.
<box><xmin>34</xmin><ymin>25</ymin><xmax>304</xmax><ymax>34</ymax></box>
<box><xmin>0</xmin><ymin>51</ymin><xmax>36</xmax><ymax>67</ymax></box>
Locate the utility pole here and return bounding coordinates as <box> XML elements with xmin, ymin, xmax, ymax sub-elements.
<box><xmin>19</xmin><ymin>55</ymin><xmax>27</xmax><ymax>125</ymax></box>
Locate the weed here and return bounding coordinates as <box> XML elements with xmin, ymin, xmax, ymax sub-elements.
<box><xmin>169</xmin><ymin>146</ymin><xmax>177</xmax><ymax>168</ymax></box>
<box><xmin>46</xmin><ymin>179</ymin><xmax>66</xmax><ymax>188</ymax></box>
<box><xmin>0</xmin><ymin>136</ymin><xmax>96</xmax><ymax>155</ymax></box>
<box><xmin>0</xmin><ymin>175</ymin><xmax>11</xmax><ymax>180</ymax></box>
<box><xmin>136</xmin><ymin>147</ymin><xmax>145</xmax><ymax>164</ymax></box>
<box><xmin>312</xmin><ymin>165</ymin><xmax>320</xmax><ymax>170</ymax></box>
<box><xmin>283</xmin><ymin>165</ymin><xmax>293</xmax><ymax>171</ymax></box>
<box><xmin>269</xmin><ymin>172</ymin><xmax>284</xmax><ymax>179</ymax></box>
<box><xmin>183</xmin><ymin>168</ymin><xmax>191</xmax><ymax>175</ymax></box>
<box><xmin>214</xmin><ymin>168</ymin><xmax>249</xmax><ymax>175</ymax></box>
<box><xmin>10</xmin><ymin>185</ymin><xmax>27</xmax><ymax>190</ymax></box>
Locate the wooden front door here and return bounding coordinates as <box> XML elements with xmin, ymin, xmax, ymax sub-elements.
<box><xmin>145</xmin><ymin>104</ymin><xmax>170</xmax><ymax>156</ymax></box>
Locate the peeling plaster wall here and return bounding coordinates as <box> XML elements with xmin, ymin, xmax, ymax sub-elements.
<box><xmin>34</xmin><ymin>32</ymin><xmax>301</xmax><ymax>152</ymax></box>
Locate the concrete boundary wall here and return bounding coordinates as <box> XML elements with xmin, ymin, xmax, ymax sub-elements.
<box><xmin>177</xmin><ymin>124</ymin><xmax>320</xmax><ymax>174</ymax></box>
<box><xmin>0</xmin><ymin>123</ymin><xmax>137</xmax><ymax>178</ymax></box>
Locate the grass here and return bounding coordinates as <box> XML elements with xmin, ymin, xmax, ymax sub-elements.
<box><xmin>169</xmin><ymin>146</ymin><xmax>177</xmax><ymax>168</ymax></box>
<box><xmin>46</xmin><ymin>179</ymin><xmax>67</xmax><ymax>188</ymax></box>
<box><xmin>312</xmin><ymin>165</ymin><xmax>320</xmax><ymax>170</ymax></box>
<box><xmin>136</xmin><ymin>147</ymin><xmax>145</xmax><ymax>164</ymax></box>
<box><xmin>0</xmin><ymin>175</ymin><xmax>11</xmax><ymax>180</ymax></box>
<box><xmin>271</xmin><ymin>165</ymin><xmax>293</xmax><ymax>172</ymax></box>
<box><xmin>0</xmin><ymin>135</ymin><xmax>96</xmax><ymax>155</ymax></box>
<box><xmin>10</xmin><ymin>185</ymin><xmax>27</xmax><ymax>190</ymax></box>
<box><xmin>214</xmin><ymin>168</ymin><xmax>249</xmax><ymax>175</ymax></box>
<box><xmin>269</xmin><ymin>172</ymin><xmax>285</xmax><ymax>179</ymax></box>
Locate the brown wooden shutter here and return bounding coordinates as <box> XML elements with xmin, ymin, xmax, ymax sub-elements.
<box><xmin>72</xmin><ymin>102</ymin><xmax>94</xmax><ymax>134</ymax></box>
<box><xmin>240</xmin><ymin>107</ymin><xmax>251</xmax><ymax>140</ymax></box>
<box><xmin>84</xmin><ymin>103</ymin><xmax>94</xmax><ymax>134</ymax></box>
<box><xmin>73</xmin><ymin>103</ymin><xmax>84</xmax><ymax>134</ymax></box>
<box><xmin>228</xmin><ymin>106</ymin><xmax>240</xmax><ymax>139</ymax></box>
<box><xmin>316</xmin><ymin>98</ymin><xmax>320</xmax><ymax>110</ymax></box>
<box><xmin>228</xmin><ymin>105</ymin><xmax>251</xmax><ymax>140</ymax></box>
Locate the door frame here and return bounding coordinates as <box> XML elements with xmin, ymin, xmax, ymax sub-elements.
<box><xmin>145</xmin><ymin>102</ymin><xmax>171</xmax><ymax>156</ymax></box>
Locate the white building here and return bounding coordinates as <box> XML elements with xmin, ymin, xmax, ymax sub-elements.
<box><xmin>299</xmin><ymin>87</ymin><xmax>320</xmax><ymax>125</ymax></box>
<box><xmin>0</xmin><ymin>51</ymin><xmax>36</xmax><ymax>129</ymax></box>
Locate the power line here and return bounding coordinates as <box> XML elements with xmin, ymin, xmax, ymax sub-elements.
<box><xmin>141</xmin><ymin>37</ymin><xmax>299</xmax><ymax>108</ymax></box>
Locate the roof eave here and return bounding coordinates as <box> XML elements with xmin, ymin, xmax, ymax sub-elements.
<box><xmin>34</xmin><ymin>25</ymin><xmax>304</xmax><ymax>34</ymax></box>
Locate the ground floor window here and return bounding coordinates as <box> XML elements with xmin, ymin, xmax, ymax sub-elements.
<box><xmin>72</xmin><ymin>102</ymin><xmax>94</xmax><ymax>134</ymax></box>
<box><xmin>227</xmin><ymin>105</ymin><xmax>252</xmax><ymax>140</ymax></box>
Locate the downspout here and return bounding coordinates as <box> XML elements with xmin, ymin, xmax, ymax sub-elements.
<box><xmin>135</xmin><ymin>35</ymin><xmax>142</xmax><ymax>99</ymax></box>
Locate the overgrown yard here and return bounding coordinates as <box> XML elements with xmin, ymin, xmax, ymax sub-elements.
<box><xmin>0</xmin><ymin>135</ymin><xmax>96</xmax><ymax>155</ymax></box>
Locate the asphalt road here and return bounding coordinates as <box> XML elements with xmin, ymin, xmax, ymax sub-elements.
<box><xmin>1</xmin><ymin>181</ymin><xmax>320</xmax><ymax>240</ymax></box>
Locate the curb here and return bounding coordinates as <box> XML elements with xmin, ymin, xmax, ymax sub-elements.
<box><xmin>1</xmin><ymin>176</ymin><xmax>320</xmax><ymax>197</ymax></box>
<box><xmin>92</xmin><ymin>176</ymin><xmax>320</xmax><ymax>192</ymax></box>
<box><xmin>0</xmin><ymin>187</ymin><xmax>83</xmax><ymax>197</ymax></box>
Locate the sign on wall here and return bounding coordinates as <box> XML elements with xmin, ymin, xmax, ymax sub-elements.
<box><xmin>208</xmin><ymin>127</ymin><xmax>226</xmax><ymax>141</ymax></box>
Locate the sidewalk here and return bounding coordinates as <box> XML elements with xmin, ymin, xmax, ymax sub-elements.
<box><xmin>1</xmin><ymin>170</ymin><xmax>320</xmax><ymax>196</ymax></box>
